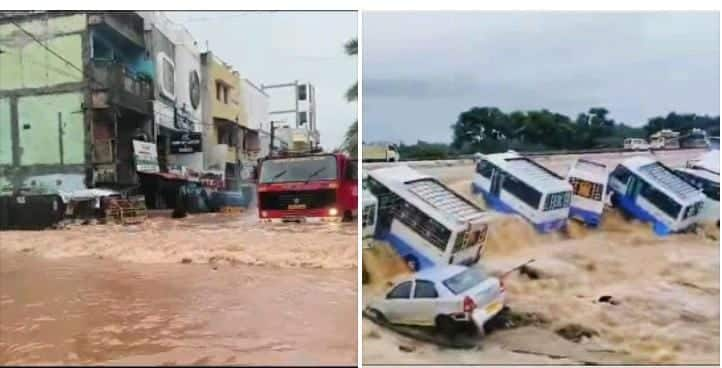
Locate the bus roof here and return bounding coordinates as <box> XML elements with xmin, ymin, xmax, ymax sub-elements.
<box><xmin>621</xmin><ymin>156</ymin><xmax>705</xmax><ymax>203</ymax></box>
<box><xmin>568</xmin><ymin>158</ymin><xmax>608</xmax><ymax>183</ymax></box>
<box><xmin>483</xmin><ymin>152</ymin><xmax>572</xmax><ymax>193</ymax></box>
<box><xmin>368</xmin><ymin>166</ymin><xmax>488</xmax><ymax>228</ymax></box>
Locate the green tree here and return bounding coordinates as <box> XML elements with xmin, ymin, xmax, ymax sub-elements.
<box><xmin>341</xmin><ymin>38</ymin><xmax>358</xmax><ymax>157</ymax></box>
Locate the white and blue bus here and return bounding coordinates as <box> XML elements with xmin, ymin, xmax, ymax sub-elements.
<box><xmin>366</xmin><ymin>166</ymin><xmax>491</xmax><ymax>271</ymax></box>
<box><xmin>674</xmin><ymin>150</ymin><xmax>720</xmax><ymax>225</ymax></box>
<box><xmin>565</xmin><ymin>158</ymin><xmax>608</xmax><ymax>227</ymax></box>
<box><xmin>471</xmin><ymin>152</ymin><xmax>573</xmax><ymax>233</ymax></box>
<box><xmin>608</xmin><ymin>156</ymin><xmax>706</xmax><ymax>235</ymax></box>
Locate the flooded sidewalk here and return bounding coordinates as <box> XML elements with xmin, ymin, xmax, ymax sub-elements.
<box><xmin>0</xmin><ymin>251</ymin><xmax>357</xmax><ymax>365</ymax></box>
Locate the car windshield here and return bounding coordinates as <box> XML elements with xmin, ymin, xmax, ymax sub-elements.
<box><xmin>442</xmin><ymin>267</ymin><xmax>487</xmax><ymax>295</ymax></box>
<box><xmin>260</xmin><ymin>156</ymin><xmax>337</xmax><ymax>184</ymax></box>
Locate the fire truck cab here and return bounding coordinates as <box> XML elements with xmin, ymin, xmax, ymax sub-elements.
<box><xmin>257</xmin><ymin>152</ymin><xmax>357</xmax><ymax>222</ymax></box>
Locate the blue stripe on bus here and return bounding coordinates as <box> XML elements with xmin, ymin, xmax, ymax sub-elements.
<box><xmin>610</xmin><ymin>192</ymin><xmax>671</xmax><ymax>236</ymax></box>
<box><xmin>471</xmin><ymin>182</ymin><xmax>567</xmax><ymax>233</ymax></box>
<box><xmin>380</xmin><ymin>230</ymin><xmax>437</xmax><ymax>271</ymax></box>
<box><xmin>569</xmin><ymin>206</ymin><xmax>602</xmax><ymax>227</ymax></box>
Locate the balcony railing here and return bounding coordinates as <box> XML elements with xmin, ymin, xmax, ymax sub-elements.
<box><xmin>90</xmin><ymin>60</ymin><xmax>152</xmax><ymax>114</ymax></box>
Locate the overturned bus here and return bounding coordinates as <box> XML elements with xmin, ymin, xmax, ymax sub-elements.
<box><xmin>366</xmin><ymin>166</ymin><xmax>491</xmax><ymax>271</ymax></box>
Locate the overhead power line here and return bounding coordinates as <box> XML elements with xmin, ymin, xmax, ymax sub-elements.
<box><xmin>10</xmin><ymin>20</ymin><xmax>105</xmax><ymax>88</ymax></box>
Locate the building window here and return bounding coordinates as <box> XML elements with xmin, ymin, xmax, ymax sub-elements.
<box><xmin>215</xmin><ymin>81</ymin><xmax>230</xmax><ymax>104</ymax></box>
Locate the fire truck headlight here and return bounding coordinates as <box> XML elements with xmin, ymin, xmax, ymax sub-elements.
<box><xmin>328</xmin><ymin>208</ymin><xmax>338</xmax><ymax>216</ymax></box>
<box><xmin>261</xmin><ymin>211</ymin><xmax>268</xmax><ymax>218</ymax></box>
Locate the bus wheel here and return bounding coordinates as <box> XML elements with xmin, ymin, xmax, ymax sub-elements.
<box><xmin>342</xmin><ymin>210</ymin><xmax>353</xmax><ymax>222</ymax></box>
<box><xmin>403</xmin><ymin>255</ymin><xmax>420</xmax><ymax>272</ymax></box>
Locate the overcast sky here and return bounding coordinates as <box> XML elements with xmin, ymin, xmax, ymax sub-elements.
<box><xmin>168</xmin><ymin>11</ymin><xmax>357</xmax><ymax>149</ymax></box>
<box><xmin>363</xmin><ymin>11</ymin><xmax>720</xmax><ymax>144</ymax></box>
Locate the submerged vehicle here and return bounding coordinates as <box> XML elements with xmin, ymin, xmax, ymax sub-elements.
<box><xmin>608</xmin><ymin>156</ymin><xmax>706</xmax><ymax>235</ymax></box>
<box><xmin>674</xmin><ymin>150</ymin><xmax>720</xmax><ymax>225</ymax></box>
<box><xmin>257</xmin><ymin>152</ymin><xmax>357</xmax><ymax>222</ymax></box>
<box><xmin>365</xmin><ymin>264</ymin><xmax>505</xmax><ymax>336</ymax></box>
<box><xmin>366</xmin><ymin>166</ymin><xmax>490</xmax><ymax>271</ymax></box>
<box><xmin>565</xmin><ymin>158</ymin><xmax>608</xmax><ymax>227</ymax></box>
<box><xmin>472</xmin><ymin>151</ymin><xmax>572</xmax><ymax>233</ymax></box>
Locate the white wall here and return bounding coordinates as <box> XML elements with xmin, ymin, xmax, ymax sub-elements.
<box><xmin>241</xmin><ymin>79</ymin><xmax>269</xmax><ymax>131</ymax></box>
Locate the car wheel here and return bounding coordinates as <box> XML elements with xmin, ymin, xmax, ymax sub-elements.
<box><xmin>367</xmin><ymin>308</ymin><xmax>387</xmax><ymax>323</ymax></box>
<box><xmin>403</xmin><ymin>254</ymin><xmax>419</xmax><ymax>272</ymax></box>
<box><xmin>435</xmin><ymin>315</ymin><xmax>458</xmax><ymax>337</ymax></box>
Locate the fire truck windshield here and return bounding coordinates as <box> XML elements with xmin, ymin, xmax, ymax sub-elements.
<box><xmin>260</xmin><ymin>156</ymin><xmax>338</xmax><ymax>184</ymax></box>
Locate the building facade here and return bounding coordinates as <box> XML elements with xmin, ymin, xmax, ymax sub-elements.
<box><xmin>0</xmin><ymin>11</ymin><xmax>154</xmax><ymax>194</ymax></box>
<box><xmin>1</xmin><ymin>11</ymin><xmax>273</xmax><ymax>199</ymax></box>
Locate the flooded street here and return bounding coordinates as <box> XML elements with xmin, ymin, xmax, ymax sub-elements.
<box><xmin>0</xmin><ymin>212</ymin><xmax>357</xmax><ymax>365</ymax></box>
<box><xmin>363</xmin><ymin>150</ymin><xmax>719</xmax><ymax>365</ymax></box>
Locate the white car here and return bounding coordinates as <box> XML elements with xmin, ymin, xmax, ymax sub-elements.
<box><xmin>365</xmin><ymin>265</ymin><xmax>506</xmax><ymax>336</ymax></box>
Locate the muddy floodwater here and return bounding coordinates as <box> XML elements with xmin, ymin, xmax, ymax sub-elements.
<box><xmin>363</xmin><ymin>150</ymin><xmax>719</xmax><ymax>365</ymax></box>
<box><xmin>0</xmin><ymin>212</ymin><xmax>357</xmax><ymax>365</ymax></box>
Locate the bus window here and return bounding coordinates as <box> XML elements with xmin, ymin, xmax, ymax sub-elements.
<box><xmin>545</xmin><ymin>191</ymin><xmax>571</xmax><ymax>211</ymax></box>
<box><xmin>453</xmin><ymin>229</ymin><xmax>482</xmax><ymax>252</ymax></box>
<box><xmin>704</xmin><ymin>183</ymin><xmax>720</xmax><ymax>200</ymax></box>
<box><xmin>570</xmin><ymin>178</ymin><xmax>603</xmax><ymax>201</ymax></box>
<box><xmin>683</xmin><ymin>202</ymin><xmax>703</xmax><ymax>219</ymax></box>
<box><xmin>395</xmin><ymin>201</ymin><xmax>451</xmax><ymax>252</ymax></box>
<box><xmin>502</xmin><ymin>175</ymin><xmax>542</xmax><ymax>209</ymax></box>
<box><xmin>640</xmin><ymin>184</ymin><xmax>681</xmax><ymax>219</ymax></box>
<box><xmin>611</xmin><ymin>166</ymin><xmax>632</xmax><ymax>185</ymax></box>
<box><xmin>477</xmin><ymin>161</ymin><xmax>494</xmax><ymax>179</ymax></box>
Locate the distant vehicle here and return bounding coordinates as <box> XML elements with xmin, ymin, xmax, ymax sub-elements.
<box><xmin>649</xmin><ymin>129</ymin><xmax>680</xmax><ymax>150</ymax></box>
<box><xmin>257</xmin><ymin>152</ymin><xmax>357</xmax><ymax>222</ymax></box>
<box><xmin>680</xmin><ymin>128</ymin><xmax>709</xmax><ymax>149</ymax></box>
<box><xmin>366</xmin><ymin>166</ymin><xmax>490</xmax><ymax>271</ymax></box>
<box><xmin>623</xmin><ymin>138</ymin><xmax>649</xmax><ymax>151</ymax></box>
<box><xmin>608</xmin><ymin>156</ymin><xmax>706</xmax><ymax>235</ymax></box>
<box><xmin>363</xmin><ymin>189</ymin><xmax>378</xmax><ymax>242</ymax></box>
<box><xmin>363</xmin><ymin>143</ymin><xmax>400</xmax><ymax>162</ymax></box>
<box><xmin>472</xmin><ymin>151</ymin><xmax>572</xmax><ymax>233</ymax></box>
<box><xmin>709</xmin><ymin>137</ymin><xmax>720</xmax><ymax>150</ymax></box>
<box><xmin>565</xmin><ymin>159</ymin><xmax>608</xmax><ymax>227</ymax></box>
<box><xmin>674</xmin><ymin>150</ymin><xmax>720</xmax><ymax>225</ymax></box>
<box><xmin>365</xmin><ymin>265</ymin><xmax>505</xmax><ymax>336</ymax></box>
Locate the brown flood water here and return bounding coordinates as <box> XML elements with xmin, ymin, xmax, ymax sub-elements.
<box><xmin>0</xmin><ymin>213</ymin><xmax>357</xmax><ymax>365</ymax></box>
<box><xmin>363</xmin><ymin>161</ymin><xmax>719</xmax><ymax>365</ymax></box>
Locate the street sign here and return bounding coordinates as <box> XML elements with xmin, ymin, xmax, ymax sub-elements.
<box><xmin>132</xmin><ymin>140</ymin><xmax>159</xmax><ymax>173</ymax></box>
<box><xmin>170</xmin><ymin>132</ymin><xmax>202</xmax><ymax>154</ymax></box>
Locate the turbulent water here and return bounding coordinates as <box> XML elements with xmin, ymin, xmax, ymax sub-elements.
<box><xmin>0</xmin><ymin>211</ymin><xmax>357</xmax><ymax>365</ymax></box>
<box><xmin>0</xmin><ymin>212</ymin><xmax>357</xmax><ymax>269</ymax></box>
<box><xmin>362</xmin><ymin>150</ymin><xmax>719</xmax><ymax>365</ymax></box>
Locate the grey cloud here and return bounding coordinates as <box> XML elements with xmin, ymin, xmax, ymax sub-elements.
<box><xmin>362</xmin><ymin>11</ymin><xmax>720</xmax><ymax>143</ymax></box>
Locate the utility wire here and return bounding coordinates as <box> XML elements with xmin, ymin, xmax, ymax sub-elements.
<box><xmin>10</xmin><ymin>20</ymin><xmax>105</xmax><ymax>88</ymax></box>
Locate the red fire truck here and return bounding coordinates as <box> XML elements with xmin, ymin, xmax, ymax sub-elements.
<box><xmin>257</xmin><ymin>152</ymin><xmax>358</xmax><ymax>222</ymax></box>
